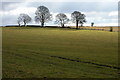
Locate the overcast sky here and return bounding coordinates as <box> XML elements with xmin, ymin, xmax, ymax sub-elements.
<box><xmin>0</xmin><ymin>0</ymin><xmax>119</xmax><ymax>26</ymax></box>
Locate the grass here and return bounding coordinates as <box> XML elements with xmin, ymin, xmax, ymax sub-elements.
<box><xmin>2</xmin><ymin>27</ymin><xmax>118</xmax><ymax>78</ymax></box>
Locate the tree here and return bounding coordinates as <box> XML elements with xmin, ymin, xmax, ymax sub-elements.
<box><xmin>17</xmin><ymin>17</ymin><xmax>22</xmax><ymax>26</ymax></box>
<box><xmin>18</xmin><ymin>13</ymin><xmax>31</xmax><ymax>26</ymax></box>
<box><xmin>110</xmin><ymin>27</ymin><xmax>113</xmax><ymax>32</ymax></box>
<box><xmin>55</xmin><ymin>13</ymin><xmax>69</xmax><ymax>27</ymax></box>
<box><xmin>71</xmin><ymin>11</ymin><xmax>86</xmax><ymax>29</ymax></box>
<box><xmin>91</xmin><ymin>22</ymin><xmax>94</xmax><ymax>27</ymax></box>
<box><xmin>35</xmin><ymin>6</ymin><xmax>52</xmax><ymax>27</ymax></box>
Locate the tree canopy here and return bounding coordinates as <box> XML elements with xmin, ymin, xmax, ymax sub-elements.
<box><xmin>55</xmin><ymin>13</ymin><xmax>69</xmax><ymax>27</ymax></box>
<box><xmin>71</xmin><ymin>11</ymin><xmax>86</xmax><ymax>29</ymax></box>
<box><xmin>35</xmin><ymin>6</ymin><xmax>52</xmax><ymax>27</ymax></box>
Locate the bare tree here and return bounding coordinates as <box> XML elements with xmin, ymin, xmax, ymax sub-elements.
<box><xmin>17</xmin><ymin>17</ymin><xmax>22</xmax><ymax>26</ymax></box>
<box><xmin>55</xmin><ymin>13</ymin><xmax>69</xmax><ymax>28</ymax></box>
<box><xmin>35</xmin><ymin>6</ymin><xmax>52</xmax><ymax>27</ymax></box>
<box><xmin>71</xmin><ymin>11</ymin><xmax>86</xmax><ymax>29</ymax></box>
<box><xmin>18</xmin><ymin>13</ymin><xmax>31</xmax><ymax>27</ymax></box>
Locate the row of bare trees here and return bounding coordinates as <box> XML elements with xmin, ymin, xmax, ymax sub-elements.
<box><xmin>17</xmin><ymin>6</ymin><xmax>86</xmax><ymax>29</ymax></box>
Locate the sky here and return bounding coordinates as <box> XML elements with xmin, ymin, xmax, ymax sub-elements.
<box><xmin>0</xmin><ymin>0</ymin><xmax>119</xmax><ymax>26</ymax></box>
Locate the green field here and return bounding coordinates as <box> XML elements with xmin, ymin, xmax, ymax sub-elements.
<box><xmin>2</xmin><ymin>27</ymin><xmax>118</xmax><ymax>78</ymax></box>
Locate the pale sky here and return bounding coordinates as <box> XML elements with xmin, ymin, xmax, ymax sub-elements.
<box><xmin>0</xmin><ymin>0</ymin><xmax>119</xmax><ymax>26</ymax></box>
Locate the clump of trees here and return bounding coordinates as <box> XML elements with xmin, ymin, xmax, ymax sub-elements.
<box><xmin>17</xmin><ymin>13</ymin><xmax>31</xmax><ymax>26</ymax></box>
<box><xmin>17</xmin><ymin>5</ymin><xmax>86</xmax><ymax>29</ymax></box>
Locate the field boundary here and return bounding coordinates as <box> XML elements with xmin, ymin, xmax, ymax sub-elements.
<box><xmin>3</xmin><ymin>25</ymin><xmax>119</xmax><ymax>32</ymax></box>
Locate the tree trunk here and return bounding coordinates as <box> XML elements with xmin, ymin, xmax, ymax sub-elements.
<box><xmin>41</xmin><ymin>22</ymin><xmax>44</xmax><ymax>27</ymax></box>
<box><xmin>62</xmin><ymin>20</ymin><xmax>64</xmax><ymax>28</ymax></box>
<box><xmin>60</xmin><ymin>20</ymin><xmax>63</xmax><ymax>28</ymax></box>
<box><xmin>23</xmin><ymin>20</ymin><xmax>26</xmax><ymax>27</ymax></box>
<box><xmin>24</xmin><ymin>22</ymin><xmax>26</xmax><ymax>27</ymax></box>
<box><xmin>62</xmin><ymin>24</ymin><xmax>64</xmax><ymax>28</ymax></box>
<box><xmin>76</xmin><ymin>20</ymin><xmax>78</xmax><ymax>29</ymax></box>
<box><xmin>61</xmin><ymin>23</ymin><xmax>64</xmax><ymax>28</ymax></box>
<box><xmin>110</xmin><ymin>27</ymin><xmax>113</xmax><ymax>32</ymax></box>
<box><xmin>41</xmin><ymin>15</ymin><xmax>44</xmax><ymax>27</ymax></box>
<box><xmin>18</xmin><ymin>24</ymin><xmax>20</xmax><ymax>27</ymax></box>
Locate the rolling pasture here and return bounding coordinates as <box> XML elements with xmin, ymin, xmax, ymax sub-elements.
<box><xmin>2</xmin><ymin>27</ymin><xmax>118</xmax><ymax>78</ymax></box>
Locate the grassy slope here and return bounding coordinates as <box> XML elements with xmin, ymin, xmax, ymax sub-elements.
<box><xmin>2</xmin><ymin>27</ymin><xmax>118</xmax><ymax>78</ymax></box>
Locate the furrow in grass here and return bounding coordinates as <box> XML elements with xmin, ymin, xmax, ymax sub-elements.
<box><xmin>51</xmin><ymin>56</ymin><xmax>120</xmax><ymax>70</ymax></box>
